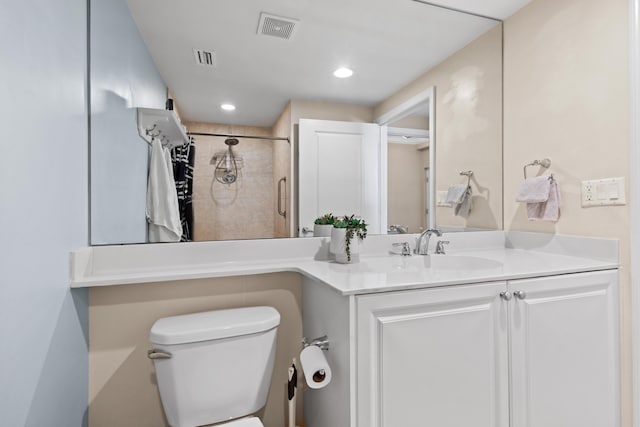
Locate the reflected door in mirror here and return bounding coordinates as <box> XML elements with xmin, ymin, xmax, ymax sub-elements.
<box><xmin>298</xmin><ymin>119</ymin><xmax>387</xmax><ymax>236</ymax></box>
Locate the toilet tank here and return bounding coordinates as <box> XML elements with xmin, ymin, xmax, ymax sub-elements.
<box><xmin>149</xmin><ymin>306</ymin><xmax>281</xmax><ymax>427</ymax></box>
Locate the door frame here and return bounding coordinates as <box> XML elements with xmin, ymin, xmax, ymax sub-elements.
<box><xmin>630</xmin><ymin>1</ymin><xmax>640</xmax><ymax>427</ymax></box>
<box><xmin>375</xmin><ymin>87</ymin><xmax>436</xmax><ymax>229</ymax></box>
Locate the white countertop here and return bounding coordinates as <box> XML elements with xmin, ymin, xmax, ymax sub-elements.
<box><xmin>70</xmin><ymin>232</ymin><xmax>619</xmax><ymax>295</ymax></box>
<box><xmin>295</xmin><ymin>248</ymin><xmax>617</xmax><ymax>295</ymax></box>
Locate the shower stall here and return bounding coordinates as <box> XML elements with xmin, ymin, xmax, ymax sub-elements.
<box><xmin>187</xmin><ymin>125</ymin><xmax>291</xmax><ymax>241</ymax></box>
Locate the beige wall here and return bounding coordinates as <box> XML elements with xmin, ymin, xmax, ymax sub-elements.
<box><xmin>503</xmin><ymin>0</ymin><xmax>631</xmax><ymax>424</ymax></box>
<box><xmin>186</xmin><ymin>122</ymin><xmax>276</xmax><ymax>241</ymax></box>
<box><xmin>273</xmin><ymin>102</ymin><xmax>292</xmax><ymax>238</ymax></box>
<box><xmin>375</xmin><ymin>25</ymin><xmax>503</xmax><ymax>231</ymax></box>
<box><xmin>88</xmin><ymin>273</ymin><xmax>304</xmax><ymax>427</ymax></box>
<box><xmin>388</xmin><ymin>143</ymin><xmax>429</xmax><ymax>233</ymax></box>
<box><xmin>290</xmin><ymin>100</ymin><xmax>374</xmax><ymax>125</ymax></box>
<box><xmin>387</xmin><ymin>113</ymin><xmax>430</xmax><ymax>232</ymax></box>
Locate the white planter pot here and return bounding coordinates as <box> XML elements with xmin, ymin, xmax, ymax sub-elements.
<box><xmin>313</xmin><ymin>224</ymin><xmax>334</xmax><ymax>237</ymax></box>
<box><xmin>330</xmin><ymin>227</ymin><xmax>361</xmax><ymax>263</ymax></box>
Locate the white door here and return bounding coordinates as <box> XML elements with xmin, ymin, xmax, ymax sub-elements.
<box><xmin>298</xmin><ymin>119</ymin><xmax>387</xmax><ymax>236</ymax></box>
<box><xmin>356</xmin><ymin>282</ymin><xmax>510</xmax><ymax>427</ymax></box>
<box><xmin>509</xmin><ymin>270</ymin><xmax>620</xmax><ymax>427</ymax></box>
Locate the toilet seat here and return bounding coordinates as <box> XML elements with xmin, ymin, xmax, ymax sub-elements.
<box><xmin>218</xmin><ymin>416</ymin><xmax>263</xmax><ymax>427</ymax></box>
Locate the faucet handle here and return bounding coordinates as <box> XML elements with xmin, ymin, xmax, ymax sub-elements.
<box><xmin>392</xmin><ymin>242</ymin><xmax>412</xmax><ymax>256</ymax></box>
<box><xmin>435</xmin><ymin>240</ymin><xmax>450</xmax><ymax>255</ymax></box>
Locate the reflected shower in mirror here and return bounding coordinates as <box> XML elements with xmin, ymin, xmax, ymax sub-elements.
<box><xmin>89</xmin><ymin>0</ymin><xmax>503</xmax><ymax>245</ymax></box>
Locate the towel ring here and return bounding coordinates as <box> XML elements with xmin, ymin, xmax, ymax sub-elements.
<box><xmin>523</xmin><ymin>158</ymin><xmax>551</xmax><ymax>179</ymax></box>
<box><xmin>459</xmin><ymin>170</ymin><xmax>473</xmax><ymax>187</ymax></box>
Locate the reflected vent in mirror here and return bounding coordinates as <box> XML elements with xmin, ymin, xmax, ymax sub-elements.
<box><xmin>193</xmin><ymin>49</ymin><xmax>216</xmax><ymax>67</ymax></box>
<box><xmin>257</xmin><ymin>12</ymin><xmax>299</xmax><ymax>40</ymax></box>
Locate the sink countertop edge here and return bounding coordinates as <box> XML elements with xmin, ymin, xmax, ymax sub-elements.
<box><xmin>70</xmin><ymin>234</ymin><xmax>619</xmax><ymax>295</ymax></box>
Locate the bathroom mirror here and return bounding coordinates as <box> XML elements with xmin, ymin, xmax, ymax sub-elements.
<box><xmin>89</xmin><ymin>0</ymin><xmax>503</xmax><ymax>245</ymax></box>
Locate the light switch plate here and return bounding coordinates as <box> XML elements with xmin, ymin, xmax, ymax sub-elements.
<box><xmin>581</xmin><ymin>177</ymin><xmax>626</xmax><ymax>207</ymax></box>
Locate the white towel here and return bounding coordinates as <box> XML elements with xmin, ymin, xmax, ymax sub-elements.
<box><xmin>445</xmin><ymin>184</ymin><xmax>468</xmax><ymax>205</ymax></box>
<box><xmin>515</xmin><ymin>175</ymin><xmax>560</xmax><ymax>221</ymax></box>
<box><xmin>526</xmin><ymin>179</ymin><xmax>560</xmax><ymax>221</ymax></box>
<box><xmin>515</xmin><ymin>176</ymin><xmax>551</xmax><ymax>203</ymax></box>
<box><xmin>146</xmin><ymin>140</ymin><xmax>182</xmax><ymax>242</ymax></box>
<box><xmin>454</xmin><ymin>186</ymin><xmax>473</xmax><ymax>218</ymax></box>
<box><xmin>446</xmin><ymin>184</ymin><xmax>472</xmax><ymax>218</ymax></box>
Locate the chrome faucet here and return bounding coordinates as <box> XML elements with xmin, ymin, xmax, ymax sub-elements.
<box><xmin>414</xmin><ymin>228</ymin><xmax>442</xmax><ymax>255</ymax></box>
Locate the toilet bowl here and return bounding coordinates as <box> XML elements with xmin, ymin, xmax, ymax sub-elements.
<box><xmin>149</xmin><ymin>306</ymin><xmax>281</xmax><ymax>427</ymax></box>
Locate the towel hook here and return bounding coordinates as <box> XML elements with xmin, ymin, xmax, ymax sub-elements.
<box><xmin>459</xmin><ymin>170</ymin><xmax>473</xmax><ymax>187</ymax></box>
<box><xmin>523</xmin><ymin>158</ymin><xmax>551</xmax><ymax>179</ymax></box>
<box><xmin>145</xmin><ymin>124</ymin><xmax>162</xmax><ymax>141</ymax></box>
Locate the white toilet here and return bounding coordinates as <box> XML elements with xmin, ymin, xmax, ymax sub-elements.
<box><xmin>149</xmin><ymin>306</ymin><xmax>281</xmax><ymax>427</ymax></box>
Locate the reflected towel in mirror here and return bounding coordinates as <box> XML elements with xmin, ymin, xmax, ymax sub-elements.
<box><xmin>446</xmin><ymin>184</ymin><xmax>473</xmax><ymax>218</ymax></box>
<box><xmin>146</xmin><ymin>139</ymin><xmax>182</xmax><ymax>242</ymax></box>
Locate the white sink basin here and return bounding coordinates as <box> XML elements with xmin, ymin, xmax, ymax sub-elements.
<box><xmin>422</xmin><ymin>255</ymin><xmax>503</xmax><ymax>270</ymax></box>
<box><xmin>359</xmin><ymin>254</ymin><xmax>503</xmax><ymax>273</ymax></box>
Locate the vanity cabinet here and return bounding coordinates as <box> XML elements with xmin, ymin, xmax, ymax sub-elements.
<box><xmin>354</xmin><ymin>270</ymin><xmax>619</xmax><ymax>427</ymax></box>
<box><xmin>356</xmin><ymin>281</ymin><xmax>510</xmax><ymax>427</ymax></box>
<box><xmin>508</xmin><ymin>271</ymin><xmax>620</xmax><ymax>427</ymax></box>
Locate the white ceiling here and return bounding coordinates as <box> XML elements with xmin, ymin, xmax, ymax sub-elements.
<box><xmin>424</xmin><ymin>0</ymin><xmax>532</xmax><ymax>20</ymax></box>
<box><xmin>126</xmin><ymin>0</ymin><xmax>528</xmax><ymax>127</ymax></box>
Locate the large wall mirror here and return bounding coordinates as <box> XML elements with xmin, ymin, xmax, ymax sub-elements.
<box><xmin>89</xmin><ymin>0</ymin><xmax>503</xmax><ymax>245</ymax></box>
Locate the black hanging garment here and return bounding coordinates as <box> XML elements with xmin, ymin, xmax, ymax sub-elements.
<box><xmin>171</xmin><ymin>137</ymin><xmax>195</xmax><ymax>241</ymax></box>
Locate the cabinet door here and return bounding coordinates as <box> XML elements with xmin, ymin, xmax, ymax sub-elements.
<box><xmin>509</xmin><ymin>270</ymin><xmax>620</xmax><ymax>427</ymax></box>
<box><xmin>356</xmin><ymin>282</ymin><xmax>509</xmax><ymax>427</ymax></box>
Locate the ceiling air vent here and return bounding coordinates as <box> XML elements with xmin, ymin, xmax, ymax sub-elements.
<box><xmin>257</xmin><ymin>12</ymin><xmax>299</xmax><ymax>40</ymax></box>
<box><xmin>193</xmin><ymin>49</ymin><xmax>216</xmax><ymax>67</ymax></box>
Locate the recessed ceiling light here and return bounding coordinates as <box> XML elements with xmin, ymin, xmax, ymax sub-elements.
<box><xmin>333</xmin><ymin>67</ymin><xmax>353</xmax><ymax>78</ymax></box>
<box><xmin>220</xmin><ymin>103</ymin><xmax>236</xmax><ymax>111</ymax></box>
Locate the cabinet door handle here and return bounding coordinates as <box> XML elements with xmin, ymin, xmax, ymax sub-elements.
<box><xmin>514</xmin><ymin>290</ymin><xmax>527</xmax><ymax>300</ymax></box>
<box><xmin>500</xmin><ymin>291</ymin><xmax>512</xmax><ymax>301</ymax></box>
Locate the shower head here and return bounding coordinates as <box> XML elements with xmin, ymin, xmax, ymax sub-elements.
<box><xmin>213</xmin><ymin>138</ymin><xmax>242</xmax><ymax>185</ymax></box>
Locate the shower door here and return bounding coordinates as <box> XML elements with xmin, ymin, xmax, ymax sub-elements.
<box><xmin>298</xmin><ymin>119</ymin><xmax>387</xmax><ymax>236</ymax></box>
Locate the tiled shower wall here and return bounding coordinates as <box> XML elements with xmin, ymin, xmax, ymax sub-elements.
<box><xmin>185</xmin><ymin>122</ymin><xmax>275</xmax><ymax>241</ymax></box>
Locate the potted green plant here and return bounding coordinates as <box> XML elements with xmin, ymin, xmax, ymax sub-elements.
<box><xmin>313</xmin><ymin>213</ymin><xmax>336</xmax><ymax>237</ymax></box>
<box><xmin>330</xmin><ymin>215</ymin><xmax>368</xmax><ymax>263</ymax></box>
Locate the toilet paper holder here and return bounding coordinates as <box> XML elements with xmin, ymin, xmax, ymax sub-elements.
<box><xmin>302</xmin><ymin>335</ymin><xmax>330</xmax><ymax>351</ymax></box>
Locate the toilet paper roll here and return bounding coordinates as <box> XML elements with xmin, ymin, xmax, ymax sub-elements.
<box><xmin>300</xmin><ymin>345</ymin><xmax>332</xmax><ymax>389</ymax></box>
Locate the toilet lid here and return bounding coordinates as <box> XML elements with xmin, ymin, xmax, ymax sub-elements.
<box><xmin>220</xmin><ymin>417</ymin><xmax>263</xmax><ymax>427</ymax></box>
